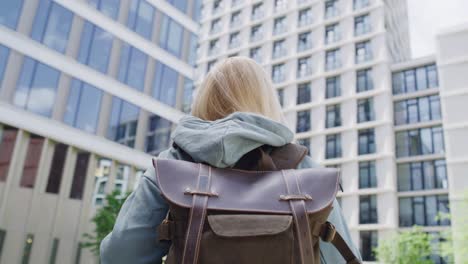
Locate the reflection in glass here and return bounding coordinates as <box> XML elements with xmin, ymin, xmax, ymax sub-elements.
<box><xmin>159</xmin><ymin>15</ymin><xmax>184</xmax><ymax>58</ymax></box>
<box><xmin>0</xmin><ymin>0</ymin><xmax>24</xmax><ymax>29</ymax></box>
<box><xmin>146</xmin><ymin>115</ymin><xmax>172</xmax><ymax>155</ymax></box>
<box><xmin>118</xmin><ymin>44</ymin><xmax>148</xmax><ymax>92</ymax></box>
<box><xmin>127</xmin><ymin>0</ymin><xmax>155</xmax><ymax>40</ymax></box>
<box><xmin>70</xmin><ymin>151</ymin><xmax>90</xmax><ymax>199</ymax></box>
<box><xmin>107</xmin><ymin>97</ymin><xmax>140</xmax><ymax>147</ymax></box>
<box><xmin>77</xmin><ymin>22</ymin><xmax>114</xmax><ymax>73</ymax></box>
<box><xmin>13</xmin><ymin>58</ymin><xmax>60</xmax><ymax>117</ymax></box>
<box><xmin>88</xmin><ymin>0</ymin><xmax>120</xmax><ymax>19</ymax></box>
<box><xmin>0</xmin><ymin>45</ymin><xmax>10</xmax><ymax>85</ymax></box>
<box><xmin>153</xmin><ymin>62</ymin><xmax>178</xmax><ymax>106</ymax></box>
<box><xmin>93</xmin><ymin>158</ymin><xmax>111</xmax><ymax>206</ymax></box>
<box><xmin>399</xmin><ymin>195</ymin><xmax>450</xmax><ymax>227</ymax></box>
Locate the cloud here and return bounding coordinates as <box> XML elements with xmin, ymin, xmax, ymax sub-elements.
<box><xmin>408</xmin><ymin>0</ymin><xmax>468</xmax><ymax>58</ymax></box>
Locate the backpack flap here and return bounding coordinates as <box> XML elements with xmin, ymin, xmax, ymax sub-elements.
<box><xmin>152</xmin><ymin>158</ymin><xmax>340</xmax><ymax>215</ymax></box>
<box><xmin>207</xmin><ymin>214</ymin><xmax>292</xmax><ymax>237</ymax></box>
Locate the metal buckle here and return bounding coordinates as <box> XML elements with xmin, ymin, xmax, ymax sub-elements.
<box><xmin>322</xmin><ymin>222</ymin><xmax>336</xmax><ymax>242</ymax></box>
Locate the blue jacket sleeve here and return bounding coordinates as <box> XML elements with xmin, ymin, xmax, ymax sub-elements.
<box><xmin>100</xmin><ymin>168</ymin><xmax>170</xmax><ymax>264</ymax></box>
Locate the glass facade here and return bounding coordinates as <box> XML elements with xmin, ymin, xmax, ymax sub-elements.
<box><xmin>360</xmin><ymin>231</ymin><xmax>377</xmax><ymax>261</ymax></box>
<box><xmin>127</xmin><ymin>0</ymin><xmax>155</xmax><ymax>40</ymax></box>
<box><xmin>393</xmin><ymin>64</ymin><xmax>438</xmax><ymax>94</ymax></box>
<box><xmin>146</xmin><ymin>115</ymin><xmax>173</xmax><ymax>155</ymax></box>
<box><xmin>20</xmin><ymin>135</ymin><xmax>44</xmax><ymax>188</ymax></box>
<box><xmin>64</xmin><ymin>79</ymin><xmax>103</xmax><ymax>134</ymax></box>
<box><xmin>360</xmin><ymin>195</ymin><xmax>378</xmax><ymax>224</ymax></box>
<box><xmin>297</xmin><ymin>82</ymin><xmax>311</xmax><ymax>104</ymax></box>
<box><xmin>358</xmin><ymin>128</ymin><xmax>376</xmax><ymax>155</ymax></box>
<box><xmin>13</xmin><ymin>58</ymin><xmax>60</xmax><ymax>117</ymax></box>
<box><xmin>394</xmin><ymin>95</ymin><xmax>441</xmax><ymax>125</ymax></box>
<box><xmin>356</xmin><ymin>68</ymin><xmax>373</xmax><ymax>92</ymax></box>
<box><xmin>399</xmin><ymin>195</ymin><xmax>450</xmax><ymax>227</ymax></box>
<box><xmin>396</xmin><ymin>126</ymin><xmax>444</xmax><ymax>158</ymax></box>
<box><xmin>397</xmin><ymin>159</ymin><xmax>448</xmax><ymax>191</ymax></box>
<box><xmin>326</xmin><ymin>133</ymin><xmax>341</xmax><ymax>159</ymax></box>
<box><xmin>159</xmin><ymin>15</ymin><xmax>184</xmax><ymax>58</ymax></box>
<box><xmin>166</xmin><ymin>0</ymin><xmax>187</xmax><ymax>14</ymax></box>
<box><xmin>0</xmin><ymin>0</ymin><xmax>24</xmax><ymax>29</ymax></box>
<box><xmin>296</xmin><ymin>110</ymin><xmax>311</xmax><ymax>133</ymax></box>
<box><xmin>107</xmin><ymin>98</ymin><xmax>140</xmax><ymax>147</ymax></box>
<box><xmin>70</xmin><ymin>151</ymin><xmax>90</xmax><ymax>199</ymax></box>
<box><xmin>88</xmin><ymin>0</ymin><xmax>120</xmax><ymax>20</ymax></box>
<box><xmin>118</xmin><ymin>44</ymin><xmax>148</xmax><ymax>92</ymax></box>
<box><xmin>0</xmin><ymin>45</ymin><xmax>9</xmax><ymax>86</ymax></box>
<box><xmin>326</xmin><ymin>104</ymin><xmax>341</xmax><ymax>128</ymax></box>
<box><xmin>31</xmin><ymin>0</ymin><xmax>74</xmax><ymax>53</ymax></box>
<box><xmin>359</xmin><ymin>161</ymin><xmax>377</xmax><ymax>189</ymax></box>
<box><xmin>326</xmin><ymin>76</ymin><xmax>341</xmax><ymax>98</ymax></box>
<box><xmin>0</xmin><ymin>126</ymin><xmax>18</xmax><ymax>182</ymax></box>
<box><xmin>77</xmin><ymin>22</ymin><xmax>114</xmax><ymax>73</ymax></box>
<box><xmin>153</xmin><ymin>62</ymin><xmax>179</xmax><ymax>106</ymax></box>
<box><xmin>357</xmin><ymin>97</ymin><xmax>374</xmax><ymax>123</ymax></box>
<box><xmin>182</xmin><ymin>78</ymin><xmax>194</xmax><ymax>113</ymax></box>
<box><xmin>46</xmin><ymin>143</ymin><xmax>68</xmax><ymax>194</ymax></box>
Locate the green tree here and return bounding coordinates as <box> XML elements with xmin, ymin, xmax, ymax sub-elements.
<box><xmin>374</xmin><ymin>226</ymin><xmax>434</xmax><ymax>264</ymax></box>
<box><xmin>82</xmin><ymin>190</ymin><xmax>131</xmax><ymax>257</ymax></box>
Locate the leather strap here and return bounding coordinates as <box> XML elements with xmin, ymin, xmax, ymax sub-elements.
<box><xmin>319</xmin><ymin>222</ymin><xmax>362</xmax><ymax>264</ymax></box>
<box><xmin>281</xmin><ymin>170</ymin><xmax>314</xmax><ymax>264</ymax></box>
<box><xmin>182</xmin><ymin>164</ymin><xmax>212</xmax><ymax>264</ymax></box>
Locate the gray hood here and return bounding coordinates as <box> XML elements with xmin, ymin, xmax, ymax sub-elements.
<box><xmin>169</xmin><ymin>112</ymin><xmax>294</xmax><ymax>168</ymax></box>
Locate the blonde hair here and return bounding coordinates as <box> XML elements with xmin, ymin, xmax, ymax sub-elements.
<box><xmin>191</xmin><ymin>57</ymin><xmax>284</xmax><ymax>122</ymax></box>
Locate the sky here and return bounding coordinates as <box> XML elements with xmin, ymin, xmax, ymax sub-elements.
<box><xmin>407</xmin><ymin>0</ymin><xmax>468</xmax><ymax>58</ymax></box>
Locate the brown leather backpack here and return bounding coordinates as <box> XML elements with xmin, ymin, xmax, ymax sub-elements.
<box><xmin>153</xmin><ymin>144</ymin><xmax>361</xmax><ymax>264</ymax></box>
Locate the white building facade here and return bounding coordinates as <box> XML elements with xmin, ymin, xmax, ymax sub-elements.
<box><xmin>197</xmin><ymin>0</ymin><xmax>464</xmax><ymax>263</ymax></box>
<box><xmin>0</xmin><ymin>0</ymin><xmax>200</xmax><ymax>263</ymax></box>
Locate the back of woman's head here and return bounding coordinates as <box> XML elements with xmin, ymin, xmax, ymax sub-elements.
<box><xmin>191</xmin><ymin>57</ymin><xmax>284</xmax><ymax>122</ymax></box>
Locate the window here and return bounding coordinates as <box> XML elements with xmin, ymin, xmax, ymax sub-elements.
<box><xmin>13</xmin><ymin>58</ymin><xmax>60</xmax><ymax>117</ymax></box>
<box><xmin>114</xmin><ymin>163</ymin><xmax>130</xmax><ymax>196</ymax></box>
<box><xmin>251</xmin><ymin>3</ymin><xmax>263</xmax><ymax>20</ymax></box>
<box><xmin>0</xmin><ymin>229</ymin><xmax>5</xmax><ymax>259</ymax></box>
<box><xmin>359</xmin><ymin>161</ymin><xmax>377</xmax><ymax>188</ymax></box>
<box><xmin>297</xmin><ymin>56</ymin><xmax>312</xmax><ymax>78</ymax></box>
<box><xmin>231</xmin><ymin>11</ymin><xmax>242</xmax><ymax>27</ymax></box>
<box><xmin>70</xmin><ymin>151</ymin><xmax>90</xmax><ymax>199</ymax></box>
<box><xmin>360</xmin><ymin>231</ymin><xmax>377</xmax><ymax>261</ymax></box>
<box><xmin>297</xmin><ymin>82</ymin><xmax>311</xmax><ymax>104</ymax></box>
<box><xmin>250</xmin><ymin>24</ymin><xmax>263</xmax><ymax>42</ymax></box>
<box><xmin>249</xmin><ymin>46</ymin><xmax>262</xmax><ymax>63</ymax></box>
<box><xmin>398</xmin><ymin>159</ymin><xmax>448</xmax><ymax>191</ymax></box>
<box><xmin>360</xmin><ymin>195</ymin><xmax>378</xmax><ymax>224</ymax></box>
<box><xmin>272</xmin><ymin>63</ymin><xmax>285</xmax><ymax>83</ymax></box>
<box><xmin>395</xmin><ymin>126</ymin><xmax>444</xmax><ymax>158</ymax></box>
<box><xmin>64</xmin><ymin>79</ymin><xmax>103</xmax><ymax>134</ymax></box>
<box><xmin>153</xmin><ymin>62</ymin><xmax>179</xmax><ymax>107</ymax></box>
<box><xmin>325</xmin><ymin>76</ymin><xmax>340</xmax><ymax>98</ymax></box>
<box><xmin>274</xmin><ymin>0</ymin><xmax>287</xmax><ymax>12</ymax></box>
<box><xmin>357</xmin><ymin>98</ymin><xmax>374</xmax><ymax>123</ymax></box>
<box><xmin>107</xmin><ymin>98</ymin><xmax>140</xmax><ymax>147</ymax></box>
<box><xmin>88</xmin><ymin>0</ymin><xmax>120</xmax><ymax>19</ymax></box>
<box><xmin>325</xmin><ymin>49</ymin><xmax>341</xmax><ymax>71</ymax></box>
<box><xmin>49</xmin><ymin>238</ymin><xmax>59</xmax><ymax>264</ymax></box>
<box><xmin>207</xmin><ymin>60</ymin><xmax>217</xmax><ymax>73</ymax></box>
<box><xmin>354</xmin><ymin>14</ymin><xmax>371</xmax><ymax>36</ymax></box>
<box><xmin>208</xmin><ymin>39</ymin><xmax>220</xmax><ymax>55</ymax></box>
<box><xmin>354</xmin><ymin>0</ymin><xmax>370</xmax><ymax>10</ymax></box>
<box><xmin>229</xmin><ymin>31</ymin><xmax>240</xmax><ymax>49</ymax></box>
<box><xmin>77</xmin><ymin>23</ymin><xmax>114</xmax><ymax>73</ymax></box>
<box><xmin>399</xmin><ymin>195</ymin><xmax>450</xmax><ymax>227</ymax></box>
<box><xmin>118</xmin><ymin>44</ymin><xmax>148</xmax><ymax>92</ymax></box>
<box><xmin>159</xmin><ymin>15</ymin><xmax>184</xmax><ymax>58</ymax></box>
<box><xmin>356</xmin><ymin>40</ymin><xmax>372</xmax><ymax>64</ymax></box>
<box><xmin>0</xmin><ymin>126</ymin><xmax>18</xmax><ymax>182</ymax></box>
<box><xmin>92</xmin><ymin>158</ymin><xmax>110</xmax><ymax>205</ymax></box>
<box><xmin>298</xmin><ymin>8</ymin><xmax>312</xmax><ymax>27</ymax></box>
<box><xmin>392</xmin><ymin>64</ymin><xmax>438</xmax><ymax>94</ymax></box>
<box><xmin>146</xmin><ymin>115</ymin><xmax>173</xmax><ymax>155</ymax></box>
<box><xmin>22</xmin><ymin>234</ymin><xmax>34</xmax><ymax>264</ymax></box>
<box><xmin>326</xmin><ymin>104</ymin><xmax>341</xmax><ymax>128</ymax></box>
<box><xmin>74</xmin><ymin>243</ymin><xmax>82</xmax><ymax>264</ymax></box>
<box><xmin>356</xmin><ymin>68</ymin><xmax>373</xmax><ymax>92</ymax></box>
<box><xmin>166</xmin><ymin>0</ymin><xmax>187</xmax><ymax>14</ymax></box>
<box><xmin>273</xmin><ymin>16</ymin><xmax>287</xmax><ymax>35</ymax></box>
<box><xmin>0</xmin><ymin>45</ymin><xmax>10</xmax><ymax>85</ymax></box>
<box><xmin>0</xmin><ymin>0</ymin><xmax>24</xmax><ymax>29</ymax></box>
<box><xmin>325</xmin><ymin>23</ymin><xmax>340</xmax><ymax>44</ymax></box>
<box><xmin>394</xmin><ymin>95</ymin><xmax>441</xmax><ymax>125</ymax></box>
<box><xmin>210</xmin><ymin>18</ymin><xmax>222</xmax><ymax>34</ymax></box>
<box><xmin>297</xmin><ymin>31</ymin><xmax>312</xmax><ymax>52</ymax></box>
<box><xmin>187</xmin><ymin>33</ymin><xmax>198</xmax><ymax>66</ymax></box>
<box><xmin>127</xmin><ymin>0</ymin><xmax>154</xmax><ymax>40</ymax></box>
<box><xmin>31</xmin><ymin>0</ymin><xmax>74</xmax><ymax>53</ymax></box>
<box><xmin>192</xmin><ymin>0</ymin><xmax>202</xmax><ymax>21</ymax></box>
<box><xmin>297</xmin><ymin>138</ymin><xmax>311</xmax><ymax>155</ymax></box>
<box><xmin>182</xmin><ymin>78</ymin><xmax>194</xmax><ymax>113</ymax></box>
<box><xmin>272</xmin><ymin>39</ymin><xmax>287</xmax><ymax>59</ymax></box>
<box><xmin>325</xmin><ymin>0</ymin><xmax>339</xmax><ymax>19</ymax></box>
<box><xmin>231</xmin><ymin>0</ymin><xmax>242</xmax><ymax>7</ymax></box>
<box><xmin>46</xmin><ymin>143</ymin><xmax>68</xmax><ymax>194</ymax></box>
<box><xmin>326</xmin><ymin>133</ymin><xmax>341</xmax><ymax>159</ymax></box>
<box><xmin>296</xmin><ymin>110</ymin><xmax>311</xmax><ymax>133</ymax></box>
<box><xmin>20</xmin><ymin>135</ymin><xmax>44</xmax><ymax>188</ymax></box>
<box><xmin>358</xmin><ymin>128</ymin><xmax>375</xmax><ymax>155</ymax></box>
<box><xmin>277</xmin><ymin>88</ymin><xmax>284</xmax><ymax>107</ymax></box>
<box><xmin>212</xmin><ymin>0</ymin><xmax>223</xmax><ymax>14</ymax></box>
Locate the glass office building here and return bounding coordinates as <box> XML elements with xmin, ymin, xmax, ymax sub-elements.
<box><xmin>0</xmin><ymin>0</ymin><xmax>199</xmax><ymax>263</ymax></box>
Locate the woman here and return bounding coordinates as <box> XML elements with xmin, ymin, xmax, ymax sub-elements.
<box><xmin>100</xmin><ymin>57</ymin><xmax>361</xmax><ymax>263</ymax></box>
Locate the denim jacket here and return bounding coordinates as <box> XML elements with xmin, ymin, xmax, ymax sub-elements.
<box><xmin>100</xmin><ymin>112</ymin><xmax>362</xmax><ymax>264</ymax></box>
